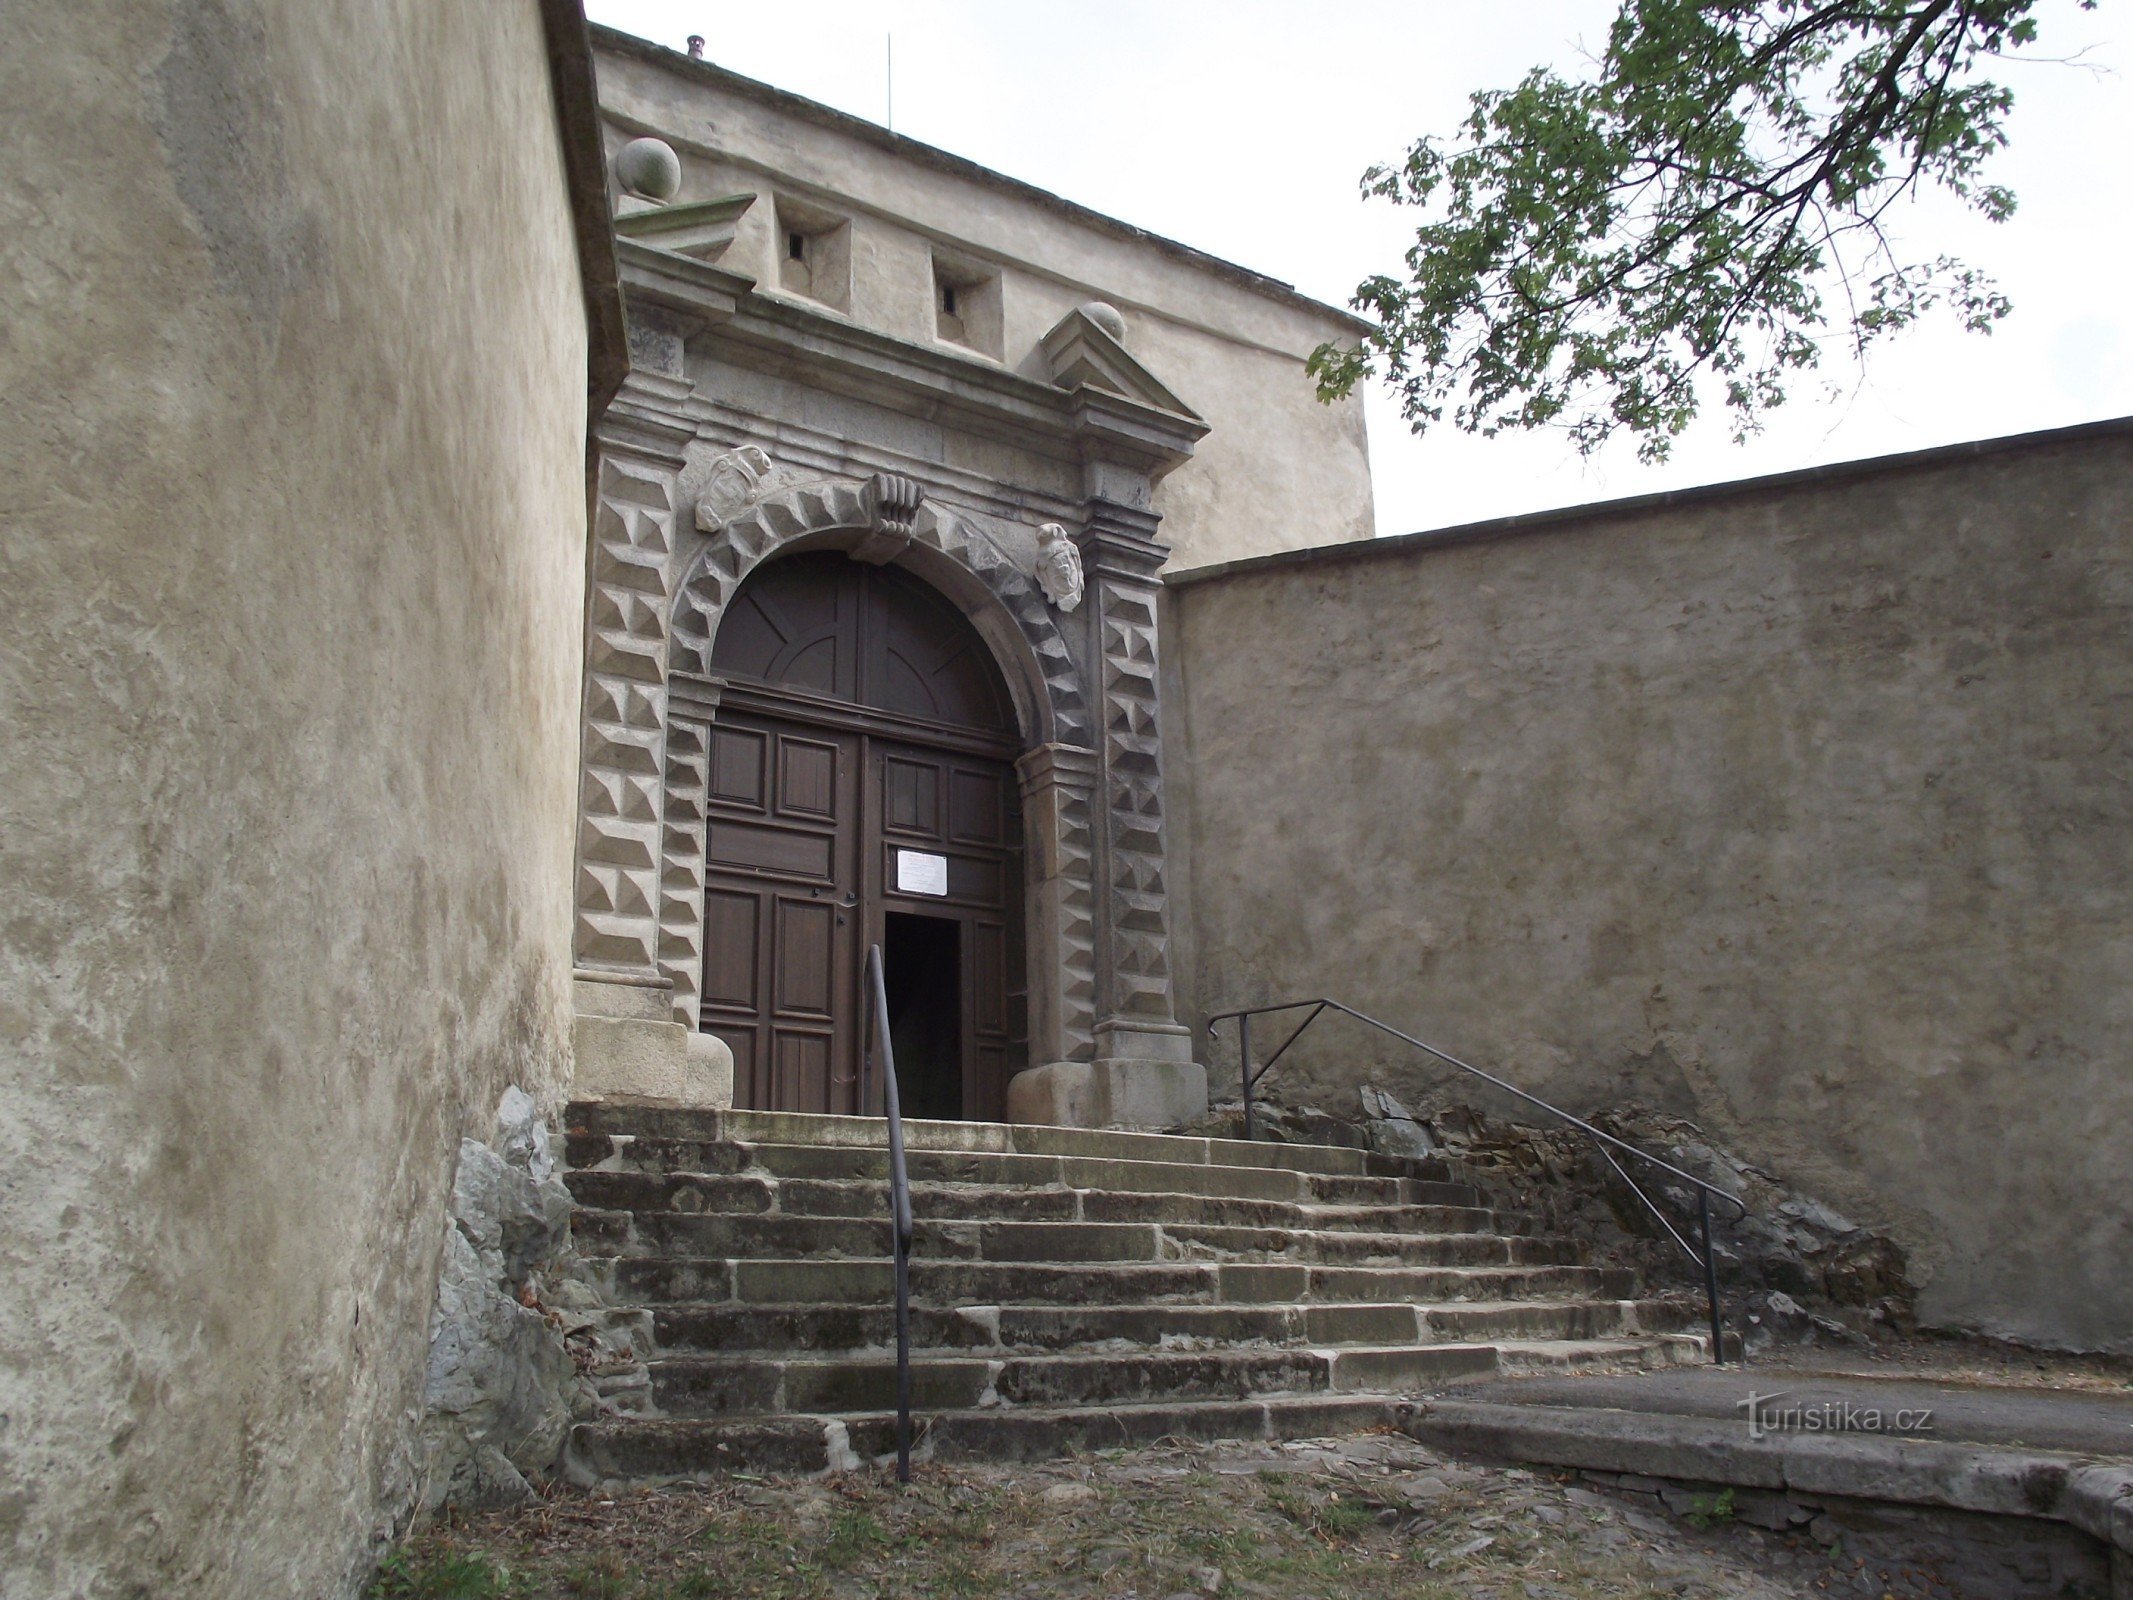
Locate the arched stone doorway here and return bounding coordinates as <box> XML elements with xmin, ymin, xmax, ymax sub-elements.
<box><xmin>573</xmin><ymin>450</ymin><xmax>1207</xmax><ymax>1131</ymax></box>
<box><xmin>697</xmin><ymin>551</ymin><xmax>1025</xmax><ymax>1119</ymax></box>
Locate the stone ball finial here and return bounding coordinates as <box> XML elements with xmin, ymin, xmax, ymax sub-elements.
<box><xmin>615</xmin><ymin>136</ymin><xmax>682</xmax><ymax>203</ymax></box>
<box><xmin>1080</xmin><ymin>301</ymin><xmax>1128</xmax><ymax>342</ymax></box>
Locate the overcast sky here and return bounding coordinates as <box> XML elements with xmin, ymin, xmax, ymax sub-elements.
<box><xmin>585</xmin><ymin>0</ymin><xmax>2132</xmax><ymax>536</ymax></box>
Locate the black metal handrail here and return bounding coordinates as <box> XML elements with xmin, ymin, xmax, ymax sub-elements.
<box><xmin>1206</xmin><ymin>997</ymin><xmax>1747</xmax><ymax>1367</ymax></box>
<box><xmin>863</xmin><ymin>944</ymin><xmax>914</xmax><ymax>1482</ymax></box>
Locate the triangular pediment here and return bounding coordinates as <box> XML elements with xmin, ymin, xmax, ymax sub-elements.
<box><xmin>614</xmin><ymin>192</ymin><xmax>756</xmax><ymax>263</ymax></box>
<box><xmin>1039</xmin><ymin>306</ymin><xmax>1202</xmax><ymax>422</ymax></box>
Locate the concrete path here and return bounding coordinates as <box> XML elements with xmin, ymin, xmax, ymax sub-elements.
<box><xmin>1403</xmin><ymin>1364</ymin><xmax>2133</xmax><ymax>1584</ymax></box>
<box><xmin>1441</xmin><ymin>1367</ymin><xmax>2133</xmax><ymax>1459</ymax></box>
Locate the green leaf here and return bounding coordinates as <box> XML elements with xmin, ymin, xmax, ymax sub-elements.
<box><xmin>1317</xmin><ymin>0</ymin><xmax>2046</xmax><ymax>458</ymax></box>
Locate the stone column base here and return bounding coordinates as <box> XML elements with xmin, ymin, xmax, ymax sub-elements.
<box><xmin>571</xmin><ymin>975</ymin><xmax>733</xmax><ymax>1108</ymax></box>
<box><xmin>1007</xmin><ymin>1057</ymin><xmax>1208</xmax><ymax>1132</ymax></box>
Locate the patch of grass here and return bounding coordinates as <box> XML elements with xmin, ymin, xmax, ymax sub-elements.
<box><xmin>1257</xmin><ymin>1471</ymin><xmax>1377</xmax><ymax>1543</ymax></box>
<box><xmin>560</xmin><ymin>1551</ymin><xmax>635</xmax><ymax>1598</ymax></box>
<box><xmin>370</xmin><ymin>1550</ymin><xmax>522</xmax><ymax>1600</ymax></box>
<box><xmin>819</xmin><ymin>1507</ymin><xmax>891</xmax><ymax>1567</ymax></box>
<box><xmin>1686</xmin><ymin>1487</ymin><xmax>1738</xmax><ymax>1528</ymax></box>
<box><xmin>371</xmin><ymin>1450</ymin><xmax>1843</xmax><ymax>1600</ymax></box>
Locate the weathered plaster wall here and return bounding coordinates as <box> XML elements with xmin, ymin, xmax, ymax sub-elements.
<box><xmin>590</xmin><ymin>32</ymin><xmax>1375</xmax><ymax>569</ymax></box>
<box><xmin>1167</xmin><ymin>421</ymin><xmax>2133</xmax><ymax>1353</ymax></box>
<box><xmin>0</xmin><ymin>2</ymin><xmax>592</xmax><ymax>1595</ymax></box>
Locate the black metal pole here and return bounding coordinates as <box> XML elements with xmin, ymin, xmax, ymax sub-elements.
<box><xmin>1238</xmin><ymin>1012</ymin><xmax>1254</xmax><ymax>1141</ymax></box>
<box><xmin>1699</xmin><ymin>1187</ymin><xmax>1726</xmax><ymax>1367</ymax></box>
<box><xmin>868</xmin><ymin>943</ymin><xmax>915</xmax><ymax>1483</ymax></box>
<box><xmin>893</xmin><ymin>1232</ymin><xmax>911</xmax><ymax>1481</ymax></box>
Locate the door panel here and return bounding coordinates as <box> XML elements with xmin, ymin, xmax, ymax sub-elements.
<box><xmin>772</xmin><ymin>897</ymin><xmax>837</xmax><ymax>1015</ymax></box>
<box><xmin>709</xmin><ymin>727</ymin><xmax>767</xmax><ymax>807</ymax></box>
<box><xmin>774</xmin><ymin>1029</ymin><xmax>835</xmax><ymax>1115</ymax></box>
<box><xmin>700</xmin><ymin>891</ymin><xmax>759</xmax><ymax>1008</ymax></box>
<box><xmin>882</xmin><ymin>757</ymin><xmax>940</xmax><ymax>835</ymax></box>
<box><xmin>776</xmin><ymin>737</ymin><xmax>839</xmax><ymax>816</ymax></box>
<box><xmin>709</xmin><ymin>820</ymin><xmax>833</xmax><ymax>881</ymax></box>
<box><xmin>949</xmin><ymin>770</ymin><xmax>1004</xmax><ymax>845</ymax></box>
<box><xmin>700</xmin><ymin>711</ymin><xmax>861</xmax><ymax>1114</ymax></box>
<box><xmin>868</xmin><ymin>736</ymin><xmax>1022</xmax><ymax>1122</ymax></box>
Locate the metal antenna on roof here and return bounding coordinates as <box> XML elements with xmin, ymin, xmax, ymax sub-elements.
<box><xmin>886</xmin><ymin>34</ymin><xmax>893</xmax><ymax>131</ymax></box>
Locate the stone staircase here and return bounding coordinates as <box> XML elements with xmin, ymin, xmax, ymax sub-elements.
<box><xmin>561</xmin><ymin>1104</ymin><xmax>1711</xmax><ymax>1480</ymax></box>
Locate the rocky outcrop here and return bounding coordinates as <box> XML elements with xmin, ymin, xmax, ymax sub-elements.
<box><xmin>414</xmin><ymin>1088</ymin><xmax>594</xmax><ymax>1513</ymax></box>
<box><xmin>1406</xmin><ymin>1100</ymin><xmax>1917</xmax><ymax>1347</ymax></box>
<box><xmin>1200</xmin><ymin>1089</ymin><xmax>1916</xmax><ymax>1348</ymax></box>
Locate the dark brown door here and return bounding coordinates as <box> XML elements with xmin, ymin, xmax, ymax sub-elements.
<box><xmin>699</xmin><ymin>712</ymin><xmax>863</xmax><ymax>1114</ymax></box>
<box><xmin>870</xmin><ymin>737</ymin><xmax>1021</xmax><ymax>1122</ymax></box>
<box><xmin>700</xmin><ymin>551</ymin><xmax>1024</xmax><ymax>1118</ymax></box>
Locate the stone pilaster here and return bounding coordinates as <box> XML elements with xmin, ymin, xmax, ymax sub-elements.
<box><xmin>655</xmin><ymin>683</ymin><xmax>720</xmax><ymax>1029</ymax></box>
<box><xmin>1017</xmin><ymin>742</ymin><xmax>1100</xmax><ymax>1068</ymax></box>
<box><xmin>573</xmin><ymin>418</ymin><xmax>685</xmax><ymax>982</ymax></box>
<box><xmin>570</xmin><ymin>376</ymin><xmax>732</xmax><ymax>1108</ymax></box>
<box><xmin>1006</xmin><ymin>488</ymin><xmax>1205</xmax><ymax>1130</ymax></box>
<box><xmin>1078</xmin><ymin>497</ymin><xmax>1194</xmax><ymax>1068</ymax></box>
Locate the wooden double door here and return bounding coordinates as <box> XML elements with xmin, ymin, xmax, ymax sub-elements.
<box><xmin>699</xmin><ymin>708</ymin><xmax>1023</xmax><ymax>1119</ymax></box>
<box><xmin>695</xmin><ymin>550</ymin><xmax>1027</xmax><ymax>1120</ymax></box>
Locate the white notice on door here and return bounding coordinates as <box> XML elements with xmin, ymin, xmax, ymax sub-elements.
<box><xmin>895</xmin><ymin>849</ymin><xmax>950</xmax><ymax>896</ymax></box>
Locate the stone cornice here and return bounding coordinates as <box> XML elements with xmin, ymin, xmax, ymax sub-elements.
<box><xmin>1066</xmin><ymin>389</ymin><xmax>1209</xmax><ymax>481</ymax></box>
<box><xmin>1078</xmin><ymin>501</ymin><xmax>1171</xmax><ymax>582</ymax></box>
<box><xmin>616</xmin><ymin>238</ymin><xmax>752</xmax><ymax>335</ymax></box>
<box><xmin>596</xmin><ymin>370</ymin><xmax>695</xmax><ymax>466</ymax></box>
<box><xmin>1018</xmin><ymin>742</ymin><xmax>1101</xmax><ymax>790</ymax></box>
<box><xmin>617</xmin><ymin>269</ymin><xmax>1207</xmax><ymax>479</ymax></box>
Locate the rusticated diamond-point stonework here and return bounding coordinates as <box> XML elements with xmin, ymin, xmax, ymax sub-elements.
<box><xmin>570</xmin><ymin>310</ymin><xmax>1207</xmax><ymax>1124</ymax></box>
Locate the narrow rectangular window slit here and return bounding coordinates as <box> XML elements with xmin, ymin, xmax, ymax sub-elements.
<box><xmin>895</xmin><ymin>849</ymin><xmax>949</xmax><ymax>896</ymax></box>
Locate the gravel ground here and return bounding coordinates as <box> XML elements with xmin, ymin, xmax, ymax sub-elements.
<box><xmin>373</xmin><ymin>1431</ymin><xmax>1973</xmax><ymax>1600</ymax></box>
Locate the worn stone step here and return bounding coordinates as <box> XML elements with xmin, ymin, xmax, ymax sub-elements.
<box><xmin>576</xmin><ymin>1213</ymin><xmax>1166</xmax><ymax>1264</ymax></box>
<box><xmin>1160</xmin><ymin>1223</ymin><xmax>1580</xmax><ymax>1268</ymax></box>
<box><xmin>580</xmin><ymin>1253</ymin><xmax>1631</xmax><ymax>1309</ymax></box>
<box><xmin>1079</xmin><ymin>1191</ymin><xmax>1513</xmax><ymax>1234</ymax></box>
<box><xmin>775</xmin><ymin>1177</ymin><xmax>1082</xmax><ymax>1223</ymax></box>
<box><xmin>1216</xmin><ymin>1261</ymin><xmax>1638</xmax><ymax>1305</ymax></box>
<box><xmin>566</xmin><ymin>1131</ymin><xmax>755</xmax><ymax>1177</ymax></box>
<box><xmin>768</xmin><ymin>1144</ymin><xmax>1481</xmax><ymax>1208</ymax></box>
<box><xmin>649</xmin><ymin>1300</ymin><xmax>1423</xmax><ymax>1355</ymax></box>
<box><xmin>566</xmin><ymin>1393</ymin><xmax>1416</xmax><ymax>1481</ymax></box>
<box><xmin>646</xmin><ymin>1340</ymin><xmax>1503</xmax><ymax>1416</ymax></box>
<box><xmin>567</xmin><ymin>1167</ymin><xmax>1511</xmax><ymax>1235</ymax></box>
<box><xmin>752</xmin><ymin>1143</ymin><xmax>1341</xmax><ymax>1203</ymax></box>
<box><xmin>569</xmin><ymin>1134</ymin><xmax>1484</xmax><ymax>1210</ymax></box>
<box><xmin>644</xmin><ymin>1296</ymin><xmax>1689</xmax><ymax>1357</ymax></box>
<box><xmin>1491</xmin><ymin>1335</ymin><xmax>1711</xmax><ymax>1372</ymax></box>
<box><xmin>573</xmin><ymin>1205</ymin><xmax>1582</xmax><ymax>1271</ymax></box>
<box><xmin>590</xmin><ymin>1256</ymin><xmax>1215</xmax><ymax>1308</ymax></box>
<box><xmin>567</xmin><ymin>1103</ymin><xmax>1458</xmax><ymax>1181</ymax></box>
<box><xmin>1418</xmin><ymin>1298</ymin><xmax>1697</xmax><ymax>1342</ymax></box>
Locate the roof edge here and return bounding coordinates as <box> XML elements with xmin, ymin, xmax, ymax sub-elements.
<box><xmin>588</xmin><ymin>23</ymin><xmax>1375</xmax><ymax>339</ymax></box>
<box><xmin>543</xmin><ymin>0</ymin><xmax>628</xmax><ymax>419</ymax></box>
<box><xmin>1166</xmin><ymin>414</ymin><xmax>2133</xmax><ymax>590</ymax></box>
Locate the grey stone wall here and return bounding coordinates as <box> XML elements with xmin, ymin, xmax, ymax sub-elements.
<box><xmin>1166</xmin><ymin>419</ymin><xmax>2133</xmax><ymax>1354</ymax></box>
<box><xmin>590</xmin><ymin>30</ymin><xmax>1377</xmax><ymax>573</ymax></box>
<box><xmin>0</xmin><ymin>2</ymin><xmax>596</xmax><ymax>1595</ymax></box>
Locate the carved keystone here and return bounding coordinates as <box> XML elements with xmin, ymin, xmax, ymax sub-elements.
<box><xmin>852</xmin><ymin>472</ymin><xmax>927</xmax><ymax>564</ymax></box>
